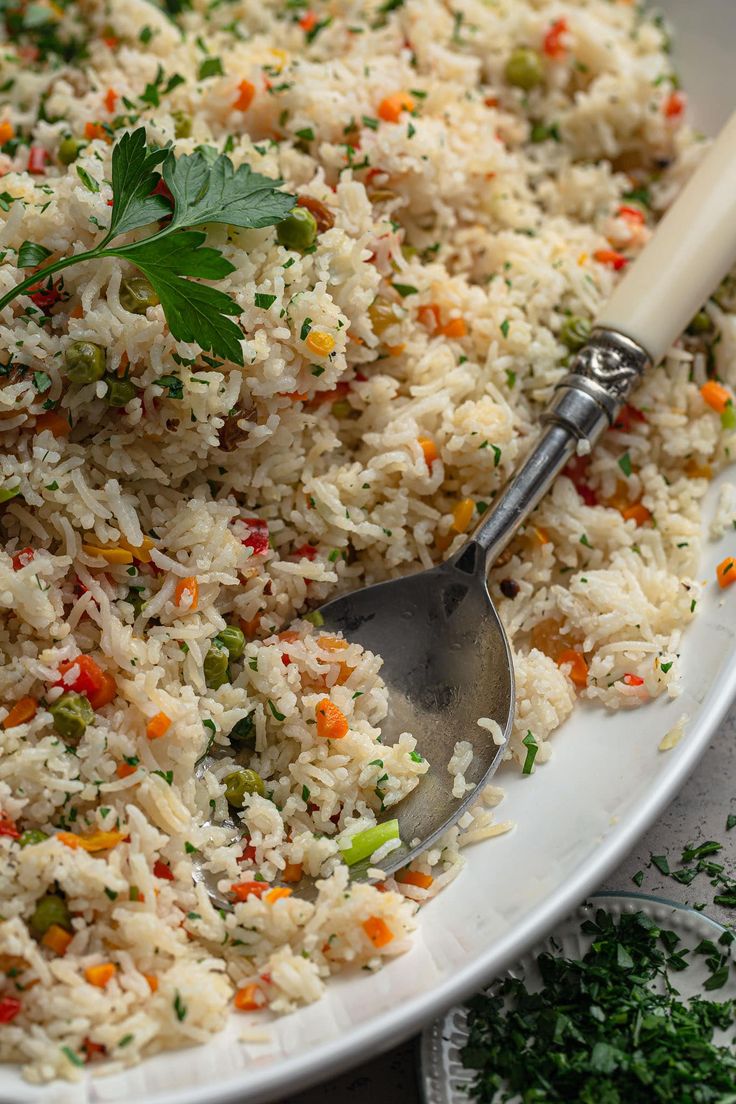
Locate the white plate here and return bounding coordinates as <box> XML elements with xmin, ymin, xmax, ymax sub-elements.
<box><xmin>4</xmin><ymin>6</ymin><xmax>736</xmax><ymax>1103</ymax></box>
<box><xmin>419</xmin><ymin>893</ymin><xmax>736</xmax><ymax>1104</ymax></box>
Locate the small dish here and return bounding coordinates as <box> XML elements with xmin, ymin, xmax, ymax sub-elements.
<box><xmin>419</xmin><ymin>892</ymin><xmax>736</xmax><ymax>1104</ymax></box>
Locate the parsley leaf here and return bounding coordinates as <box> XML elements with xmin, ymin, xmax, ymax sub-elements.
<box><xmin>106</xmin><ymin>128</ymin><xmax>170</xmax><ymax>240</ymax></box>
<box><xmin>163</xmin><ymin>149</ymin><xmax>295</xmax><ymax>232</ymax></box>
<box><xmin>18</xmin><ymin>240</ymin><xmax>51</xmax><ymax>267</ymax></box>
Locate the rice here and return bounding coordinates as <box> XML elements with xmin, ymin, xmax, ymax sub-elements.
<box><xmin>0</xmin><ymin>0</ymin><xmax>733</xmax><ymax>1083</ymax></box>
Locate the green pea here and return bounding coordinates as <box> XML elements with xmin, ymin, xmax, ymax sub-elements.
<box><xmin>48</xmin><ymin>692</ymin><xmax>93</xmax><ymax>745</ymax></box>
<box><xmin>64</xmin><ymin>340</ymin><xmax>106</xmax><ymax>384</ymax></box>
<box><xmin>29</xmin><ymin>893</ymin><xmax>71</xmax><ymax>937</ymax></box>
<box><xmin>505</xmin><ymin>47</ymin><xmax>544</xmax><ymax>91</ymax></box>
<box><xmin>58</xmin><ymin>136</ymin><xmax>83</xmax><ymax>165</ymax></box>
<box><xmin>204</xmin><ymin>638</ymin><xmax>230</xmax><ymax>690</ymax></box>
<box><xmin>687</xmin><ymin>310</ymin><xmax>713</xmax><ymax>336</ymax></box>
<box><xmin>105</xmin><ymin>376</ymin><xmax>137</xmax><ymax>407</ymax></box>
<box><xmin>173</xmin><ymin>110</ymin><xmax>192</xmax><ymax>139</ymax></box>
<box><xmin>303</xmin><ymin>610</ymin><xmax>324</xmax><ymax>627</ymax></box>
<box><xmin>216</xmin><ymin>625</ymin><xmax>245</xmax><ymax>660</ymax></box>
<box><xmin>331</xmin><ymin>400</ymin><xmax>352</xmax><ymax>419</ymax></box>
<box><xmin>229</xmin><ymin>710</ymin><xmax>256</xmax><ymax>749</ymax></box>
<box><xmin>276</xmin><ymin>207</ymin><xmax>318</xmax><ymax>252</ymax></box>
<box><xmin>223</xmin><ymin>768</ymin><xmax>265</xmax><ymax>807</ymax></box>
<box><xmin>19</xmin><ymin>828</ymin><xmax>48</xmax><ymax>848</ymax></box>
<box><xmin>119</xmin><ymin>276</ymin><xmax>160</xmax><ymax>315</ymax></box>
<box><xmin>559</xmin><ymin>316</ymin><xmax>591</xmax><ymax>352</ymax></box>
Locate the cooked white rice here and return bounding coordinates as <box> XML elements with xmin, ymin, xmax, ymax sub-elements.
<box><xmin>0</xmin><ymin>0</ymin><xmax>734</xmax><ymax>1083</ymax></box>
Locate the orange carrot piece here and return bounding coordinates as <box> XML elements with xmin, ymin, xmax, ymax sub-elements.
<box><xmin>85</xmin><ymin>963</ymin><xmax>116</xmax><ymax>988</ymax></box>
<box><xmin>440</xmin><ymin>317</ymin><xmax>467</xmax><ymax>338</ymax></box>
<box><xmin>104</xmin><ymin>88</ymin><xmax>118</xmax><ymax>113</ymax></box>
<box><xmin>593</xmin><ymin>249</ymin><xmax>628</xmax><ymax>271</ymax></box>
<box><xmin>230</xmin><ymin>881</ymin><xmax>270</xmax><ymax>901</ymax></box>
<box><xmin>700</xmin><ymin>380</ymin><xmax>732</xmax><ymax>414</ymax></box>
<box><xmin>57</xmin><ymin>829</ymin><xmax>125</xmax><ymax>852</ymax></box>
<box><xmin>377</xmin><ymin>92</ymin><xmax>415</xmax><ymax>123</ymax></box>
<box><xmin>87</xmin><ymin>672</ymin><xmax>116</xmax><ymax>711</ymax></box>
<box><xmin>281</xmin><ymin>862</ymin><xmax>302</xmax><ymax>883</ymax></box>
<box><xmin>315</xmin><ymin>698</ymin><xmax>348</xmax><ymax>740</ymax></box>
<box><xmin>143</xmin><ymin>973</ymin><xmax>158</xmax><ymax>992</ymax></box>
<box><xmin>146</xmin><ymin>712</ymin><xmax>172</xmax><ymax>740</ymax></box>
<box><xmin>264</xmin><ymin>887</ymin><xmax>292</xmax><ymax>904</ymax></box>
<box><xmin>395</xmin><ymin>869</ymin><xmax>434</xmax><ymax>889</ymax></box>
<box><xmin>556</xmin><ymin>648</ymin><xmax>588</xmax><ymax>688</ymax></box>
<box><xmin>451</xmin><ymin>498</ymin><xmax>475</xmax><ymax>534</ymax></box>
<box><xmin>234</xmin><ymin>79</ymin><xmax>256</xmax><ymax>112</ymax></box>
<box><xmin>362</xmin><ymin>915</ymin><xmax>394</xmax><ymax>948</ymax></box>
<box><xmin>41</xmin><ymin>925</ymin><xmax>72</xmax><ymax>956</ymax></box>
<box><xmin>3</xmin><ymin>696</ymin><xmax>37</xmax><ymax>729</ymax></box>
<box><xmin>234</xmin><ymin>984</ymin><xmax>264</xmax><ymax>1011</ymax></box>
<box><xmin>0</xmin><ymin>121</ymin><xmax>13</xmax><ymax>144</ymax></box>
<box><xmin>418</xmin><ymin>436</ymin><xmax>438</xmax><ymax>466</ymax></box>
<box><xmin>621</xmin><ymin>503</ymin><xmax>651</xmax><ymax>526</ymax></box>
<box><xmin>174</xmin><ymin>576</ymin><xmax>198</xmax><ymax>611</ymax></box>
<box><xmin>417</xmin><ymin>304</ymin><xmax>441</xmax><ymax>332</ymax></box>
<box><xmin>116</xmin><ymin>762</ymin><xmax>137</xmax><ymax>779</ymax></box>
<box><xmin>717</xmin><ymin>556</ymin><xmax>736</xmax><ymax>589</ymax></box>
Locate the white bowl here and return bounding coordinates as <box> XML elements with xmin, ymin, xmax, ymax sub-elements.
<box><xmin>4</xmin><ymin>5</ymin><xmax>736</xmax><ymax>1103</ymax></box>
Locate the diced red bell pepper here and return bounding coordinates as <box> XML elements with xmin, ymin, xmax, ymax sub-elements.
<box><xmin>240</xmin><ymin>842</ymin><xmax>257</xmax><ymax>863</ymax></box>
<box><xmin>299</xmin><ymin>10</ymin><xmax>317</xmax><ymax>31</ymax></box>
<box><xmin>617</xmin><ymin>205</ymin><xmax>646</xmax><ymax>226</ymax></box>
<box><xmin>543</xmin><ymin>18</ymin><xmax>568</xmax><ymax>58</ymax></box>
<box><xmin>27</xmin><ymin>146</ymin><xmax>47</xmax><ymax>174</ymax></box>
<box><xmin>241</xmin><ymin>518</ymin><xmax>269</xmax><ymax>556</ymax></box>
<box><xmin>622</xmin><ymin>673</ymin><xmax>644</xmax><ymax>686</ymax></box>
<box><xmin>594</xmin><ymin>249</ymin><xmax>629</xmax><ymax>271</ymax></box>
<box><xmin>563</xmin><ymin>456</ymin><xmax>597</xmax><ymax>506</ymax></box>
<box><xmin>664</xmin><ymin>91</ymin><xmax>685</xmax><ymax>119</ymax></box>
<box><xmin>153</xmin><ymin>859</ymin><xmax>174</xmax><ymax>880</ymax></box>
<box><xmin>55</xmin><ymin>654</ymin><xmax>106</xmax><ymax>698</ymax></box>
<box><xmin>12</xmin><ymin>547</ymin><xmax>34</xmax><ymax>571</ymax></box>
<box><xmin>0</xmin><ymin>812</ymin><xmax>19</xmax><ymax>839</ymax></box>
<box><xmin>83</xmin><ymin>1037</ymin><xmax>106</xmax><ymax>1062</ymax></box>
<box><xmin>613</xmin><ymin>404</ymin><xmax>647</xmax><ymax>433</ymax></box>
<box><xmin>29</xmin><ymin>280</ymin><xmax>63</xmax><ymax>311</ymax></box>
<box><xmin>293</xmin><ymin>544</ymin><xmax>318</xmax><ymax>561</ymax></box>
<box><xmin>0</xmin><ymin>996</ymin><xmax>21</xmax><ymax>1023</ymax></box>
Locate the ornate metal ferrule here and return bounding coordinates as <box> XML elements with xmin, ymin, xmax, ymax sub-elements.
<box><xmin>544</xmin><ymin>327</ymin><xmax>652</xmax><ymax>446</ymax></box>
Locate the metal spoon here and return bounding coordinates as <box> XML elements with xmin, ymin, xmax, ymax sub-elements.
<box><xmin>195</xmin><ymin>110</ymin><xmax>736</xmax><ymax>900</ymax></box>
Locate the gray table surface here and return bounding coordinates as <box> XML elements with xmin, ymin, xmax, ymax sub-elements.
<box><xmin>285</xmin><ymin>700</ymin><xmax>736</xmax><ymax>1104</ymax></box>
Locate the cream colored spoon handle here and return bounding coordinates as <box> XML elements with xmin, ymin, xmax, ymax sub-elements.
<box><xmin>596</xmin><ymin>110</ymin><xmax>736</xmax><ymax>363</ymax></box>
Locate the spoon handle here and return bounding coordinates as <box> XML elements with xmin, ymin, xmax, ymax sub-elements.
<box><xmin>461</xmin><ymin>110</ymin><xmax>736</xmax><ymax>573</ymax></box>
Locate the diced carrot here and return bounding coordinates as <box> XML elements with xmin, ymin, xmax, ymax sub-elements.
<box><xmin>241</xmin><ymin>615</ymin><xmax>261</xmax><ymax>638</ymax></box>
<box><xmin>87</xmin><ymin>672</ymin><xmax>117</xmax><ymax>710</ymax></box>
<box><xmin>264</xmin><ymin>887</ymin><xmax>292</xmax><ymax>904</ymax></box>
<box><xmin>34</xmin><ymin>411</ymin><xmax>70</xmax><ymax>437</ymax></box>
<box><xmin>377</xmin><ymin>91</ymin><xmax>415</xmax><ymax>124</ymax></box>
<box><xmin>144</xmin><ymin>973</ymin><xmax>158</xmax><ymax>992</ymax></box>
<box><xmin>362</xmin><ymin>915</ymin><xmax>394</xmax><ymax>948</ymax></box>
<box><xmin>700</xmin><ymin>380</ymin><xmax>732</xmax><ymax>414</ymax></box>
<box><xmin>0</xmin><ymin>121</ymin><xmax>13</xmax><ymax>145</ymax></box>
<box><xmin>530</xmin><ymin>525</ymin><xmax>551</xmax><ymax>545</ymax></box>
<box><xmin>231</xmin><ymin>881</ymin><xmax>270</xmax><ymax>901</ymax></box>
<box><xmin>556</xmin><ymin>648</ymin><xmax>588</xmax><ymax>688</ymax></box>
<box><xmin>69</xmin><ymin>303</ymin><xmax>84</xmax><ymax>318</ymax></box>
<box><xmin>281</xmin><ymin>862</ymin><xmax>302</xmax><ymax>883</ymax></box>
<box><xmin>621</xmin><ymin>503</ymin><xmax>651</xmax><ymax>526</ymax></box>
<box><xmin>57</xmin><ymin>830</ymin><xmax>125</xmax><ymax>852</ymax></box>
<box><xmin>234</xmin><ymin>79</ymin><xmax>256</xmax><ymax>112</ymax></box>
<box><xmin>663</xmin><ymin>90</ymin><xmax>685</xmax><ymax>118</ymax></box>
<box><xmin>0</xmin><ymin>813</ymin><xmax>19</xmax><ymax>839</ymax></box>
<box><xmin>3</xmin><ymin>696</ymin><xmax>37</xmax><ymax>730</ymax></box>
<box><xmin>418</xmin><ymin>304</ymin><xmax>441</xmax><ymax>332</ymax></box>
<box><xmin>317</xmin><ymin>635</ymin><xmax>348</xmax><ymax>652</ymax></box>
<box><xmin>278</xmin><ymin>630</ymin><xmax>301</xmax><ymax>644</ymax></box>
<box><xmin>104</xmin><ymin>88</ymin><xmax>118</xmax><ymax>113</ymax></box>
<box><xmin>85</xmin><ymin>963</ymin><xmax>116</xmax><ymax>988</ymax></box>
<box><xmin>174</xmin><ymin>576</ymin><xmax>198</xmax><ymax>611</ymax></box>
<box><xmin>395</xmin><ymin>869</ymin><xmax>433</xmax><ymax>889</ymax></box>
<box><xmin>41</xmin><ymin>925</ymin><xmax>72</xmax><ymax>956</ymax></box>
<box><xmin>440</xmin><ymin>317</ymin><xmax>467</xmax><ymax>338</ymax></box>
<box><xmin>116</xmin><ymin>762</ymin><xmax>137</xmax><ymax>779</ymax></box>
<box><xmin>84</xmin><ymin>122</ymin><xmax>109</xmax><ymax>142</ymax></box>
<box><xmin>418</xmin><ymin>436</ymin><xmax>438</xmax><ymax>466</ymax></box>
<box><xmin>298</xmin><ymin>10</ymin><xmax>317</xmax><ymax>32</ymax></box>
<box><xmin>385</xmin><ymin>343</ymin><xmax>405</xmax><ymax>356</ymax></box>
<box><xmin>146</xmin><ymin>712</ymin><xmax>171</xmax><ymax>740</ymax></box>
<box><xmin>622</xmin><ymin>673</ymin><xmax>644</xmax><ymax>686</ymax></box>
<box><xmin>594</xmin><ymin>249</ymin><xmax>628</xmax><ymax>271</ymax></box>
<box><xmin>716</xmin><ymin>556</ymin><xmax>736</xmax><ymax>589</ymax></box>
<box><xmin>82</xmin><ymin>1037</ymin><xmax>106</xmax><ymax>1062</ymax></box>
<box><xmin>451</xmin><ymin>498</ymin><xmax>475</xmax><ymax>534</ymax></box>
<box><xmin>315</xmin><ymin>698</ymin><xmax>349</xmax><ymax>740</ymax></box>
<box><xmin>543</xmin><ymin>17</ymin><xmax>568</xmax><ymax>58</ymax></box>
<box><xmin>234</xmin><ymin>983</ymin><xmax>264</xmax><ymax>1011</ymax></box>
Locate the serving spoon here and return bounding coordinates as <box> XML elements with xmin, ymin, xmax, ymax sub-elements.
<box><xmin>196</xmin><ymin>110</ymin><xmax>736</xmax><ymax>901</ymax></box>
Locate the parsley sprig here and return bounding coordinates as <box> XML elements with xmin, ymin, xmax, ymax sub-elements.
<box><xmin>0</xmin><ymin>129</ymin><xmax>295</xmax><ymax>364</ymax></box>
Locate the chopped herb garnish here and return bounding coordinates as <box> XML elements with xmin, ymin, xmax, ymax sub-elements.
<box><xmin>173</xmin><ymin>991</ymin><xmax>187</xmax><ymax>1021</ymax></box>
<box><xmin>521</xmin><ymin>730</ymin><xmax>538</xmax><ymax>775</ymax></box>
<box><xmin>618</xmin><ymin>451</ymin><xmax>633</xmax><ymax>478</ymax></box>
<box><xmin>267</xmin><ymin>699</ymin><xmax>285</xmax><ymax>721</ymax></box>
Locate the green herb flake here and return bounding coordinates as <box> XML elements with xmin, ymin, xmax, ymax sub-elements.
<box><xmin>267</xmin><ymin>699</ymin><xmax>285</xmax><ymax>721</ymax></box>
<box><xmin>76</xmin><ymin>165</ymin><xmax>100</xmax><ymax>193</ymax></box>
<box><xmin>173</xmin><ymin>991</ymin><xmax>187</xmax><ymax>1021</ymax></box>
<box><xmin>521</xmin><ymin>730</ymin><xmax>538</xmax><ymax>775</ymax></box>
<box><xmin>618</xmin><ymin>451</ymin><xmax>633</xmax><ymax>478</ymax></box>
<box><xmin>18</xmin><ymin>240</ymin><xmax>51</xmax><ymax>268</ymax></box>
<box><xmin>392</xmin><ymin>283</ymin><xmax>418</xmax><ymax>298</ymax></box>
<box><xmin>254</xmin><ymin>292</ymin><xmax>277</xmax><ymax>309</ymax></box>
